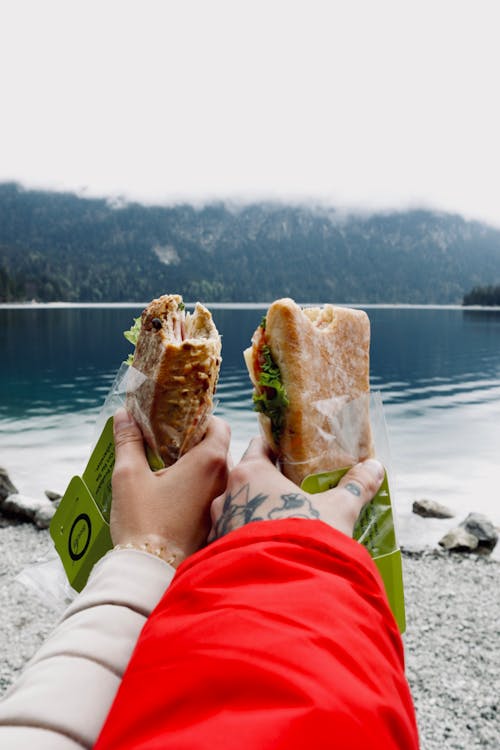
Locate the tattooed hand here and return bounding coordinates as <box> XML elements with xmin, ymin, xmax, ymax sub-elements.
<box><xmin>209</xmin><ymin>437</ymin><xmax>385</xmax><ymax>541</ymax></box>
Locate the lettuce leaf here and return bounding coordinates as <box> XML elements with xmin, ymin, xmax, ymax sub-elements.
<box><xmin>123</xmin><ymin>316</ymin><xmax>141</xmax><ymax>365</ymax></box>
<box><xmin>253</xmin><ymin>344</ymin><xmax>289</xmax><ymax>442</ymax></box>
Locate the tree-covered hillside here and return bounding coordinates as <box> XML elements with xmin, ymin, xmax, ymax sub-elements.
<box><xmin>462</xmin><ymin>285</ymin><xmax>500</xmax><ymax>305</ymax></box>
<box><xmin>1</xmin><ymin>182</ymin><xmax>500</xmax><ymax>303</ymax></box>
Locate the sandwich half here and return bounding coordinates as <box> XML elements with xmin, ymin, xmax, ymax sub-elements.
<box><xmin>126</xmin><ymin>294</ymin><xmax>221</xmax><ymax>467</ymax></box>
<box><xmin>244</xmin><ymin>297</ymin><xmax>374</xmax><ymax>485</ymax></box>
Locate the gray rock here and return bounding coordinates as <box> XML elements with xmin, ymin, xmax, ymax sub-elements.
<box><xmin>34</xmin><ymin>504</ymin><xmax>56</xmax><ymax>529</ymax></box>
<box><xmin>412</xmin><ymin>498</ymin><xmax>455</xmax><ymax>519</ymax></box>
<box><xmin>439</xmin><ymin>527</ymin><xmax>479</xmax><ymax>552</ymax></box>
<box><xmin>2</xmin><ymin>494</ymin><xmax>54</xmax><ymax>524</ymax></box>
<box><xmin>0</xmin><ymin>468</ymin><xmax>18</xmax><ymax>503</ymax></box>
<box><xmin>460</xmin><ymin>512</ymin><xmax>498</xmax><ymax>551</ymax></box>
<box><xmin>45</xmin><ymin>490</ymin><xmax>62</xmax><ymax>502</ymax></box>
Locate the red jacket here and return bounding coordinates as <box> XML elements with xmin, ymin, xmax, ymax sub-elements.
<box><xmin>95</xmin><ymin>520</ymin><xmax>419</xmax><ymax>749</ymax></box>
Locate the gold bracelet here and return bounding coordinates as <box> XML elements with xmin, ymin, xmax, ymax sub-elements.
<box><xmin>113</xmin><ymin>542</ymin><xmax>176</xmax><ymax>566</ymax></box>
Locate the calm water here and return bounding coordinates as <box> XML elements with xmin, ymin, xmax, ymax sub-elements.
<box><xmin>2</xmin><ymin>304</ymin><xmax>500</xmax><ymax>556</ymax></box>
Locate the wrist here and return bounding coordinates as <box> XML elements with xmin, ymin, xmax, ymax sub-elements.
<box><xmin>113</xmin><ymin>540</ymin><xmax>178</xmax><ymax>567</ymax></box>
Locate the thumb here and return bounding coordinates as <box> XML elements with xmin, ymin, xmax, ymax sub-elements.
<box><xmin>113</xmin><ymin>407</ymin><xmax>149</xmax><ymax>471</ymax></box>
<box><xmin>239</xmin><ymin>436</ymin><xmax>275</xmax><ymax>465</ymax></box>
<box><xmin>332</xmin><ymin>459</ymin><xmax>385</xmax><ymax>511</ymax></box>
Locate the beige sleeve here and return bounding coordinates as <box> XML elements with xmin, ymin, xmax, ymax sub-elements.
<box><xmin>0</xmin><ymin>549</ymin><xmax>174</xmax><ymax>750</ymax></box>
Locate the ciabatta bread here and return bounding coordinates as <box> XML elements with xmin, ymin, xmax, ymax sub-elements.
<box><xmin>244</xmin><ymin>298</ymin><xmax>373</xmax><ymax>485</ymax></box>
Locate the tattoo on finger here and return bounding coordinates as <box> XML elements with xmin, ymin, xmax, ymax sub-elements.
<box><xmin>344</xmin><ymin>482</ymin><xmax>362</xmax><ymax>497</ymax></box>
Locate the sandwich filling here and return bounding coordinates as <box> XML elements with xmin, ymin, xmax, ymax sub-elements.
<box><xmin>124</xmin><ymin>300</ymin><xmax>186</xmax><ymax>364</ymax></box>
<box><xmin>251</xmin><ymin>318</ymin><xmax>289</xmax><ymax>443</ymax></box>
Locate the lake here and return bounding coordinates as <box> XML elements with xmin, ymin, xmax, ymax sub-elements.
<box><xmin>2</xmin><ymin>303</ymin><xmax>500</xmax><ymax>558</ymax></box>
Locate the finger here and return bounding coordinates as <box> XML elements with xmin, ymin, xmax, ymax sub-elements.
<box><xmin>335</xmin><ymin>459</ymin><xmax>385</xmax><ymax>508</ymax></box>
<box><xmin>203</xmin><ymin>415</ymin><xmax>232</xmax><ymax>452</ymax></box>
<box><xmin>113</xmin><ymin>407</ymin><xmax>149</xmax><ymax>472</ymax></box>
<box><xmin>210</xmin><ymin>493</ymin><xmax>225</xmax><ymax>525</ymax></box>
<box><xmin>179</xmin><ymin>417</ymin><xmax>231</xmax><ymax>476</ymax></box>
<box><xmin>239</xmin><ymin>436</ymin><xmax>275</xmax><ymax>465</ymax></box>
<box><xmin>207</xmin><ymin>494</ymin><xmax>225</xmax><ymax>543</ymax></box>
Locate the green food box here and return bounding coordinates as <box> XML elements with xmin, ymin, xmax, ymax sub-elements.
<box><xmin>50</xmin><ymin>417</ymin><xmax>115</xmax><ymax>592</ymax></box>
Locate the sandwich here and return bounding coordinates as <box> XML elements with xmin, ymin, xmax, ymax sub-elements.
<box><xmin>124</xmin><ymin>294</ymin><xmax>221</xmax><ymax>468</ymax></box>
<box><xmin>244</xmin><ymin>297</ymin><xmax>374</xmax><ymax>486</ymax></box>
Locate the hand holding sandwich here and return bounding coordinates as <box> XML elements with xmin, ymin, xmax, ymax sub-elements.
<box><xmin>111</xmin><ymin>408</ymin><xmax>231</xmax><ymax>568</ymax></box>
<box><xmin>210</xmin><ymin>437</ymin><xmax>384</xmax><ymax>540</ymax></box>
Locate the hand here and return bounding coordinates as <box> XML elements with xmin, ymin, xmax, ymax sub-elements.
<box><xmin>111</xmin><ymin>408</ymin><xmax>231</xmax><ymax>567</ymax></box>
<box><xmin>210</xmin><ymin>437</ymin><xmax>384</xmax><ymax>541</ymax></box>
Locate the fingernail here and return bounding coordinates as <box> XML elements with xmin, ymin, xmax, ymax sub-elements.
<box><xmin>113</xmin><ymin>407</ymin><xmax>135</xmax><ymax>431</ymax></box>
<box><xmin>362</xmin><ymin>459</ymin><xmax>385</xmax><ymax>481</ymax></box>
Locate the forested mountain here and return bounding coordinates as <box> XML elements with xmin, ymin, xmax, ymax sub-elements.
<box><xmin>462</xmin><ymin>285</ymin><xmax>500</xmax><ymax>305</ymax></box>
<box><xmin>1</xmin><ymin>182</ymin><xmax>500</xmax><ymax>304</ymax></box>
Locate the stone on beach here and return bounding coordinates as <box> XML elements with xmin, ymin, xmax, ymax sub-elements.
<box><xmin>45</xmin><ymin>490</ymin><xmax>62</xmax><ymax>503</ymax></box>
<box><xmin>459</xmin><ymin>512</ymin><xmax>498</xmax><ymax>551</ymax></box>
<box><xmin>0</xmin><ymin>469</ymin><xmax>57</xmax><ymax>529</ymax></box>
<box><xmin>412</xmin><ymin>498</ymin><xmax>455</xmax><ymax>519</ymax></box>
<box><xmin>0</xmin><ymin>467</ymin><xmax>18</xmax><ymax>502</ymax></box>
<box><xmin>438</xmin><ymin>512</ymin><xmax>498</xmax><ymax>553</ymax></box>
<box><xmin>1</xmin><ymin>493</ymin><xmax>56</xmax><ymax>530</ymax></box>
<box><xmin>438</xmin><ymin>527</ymin><xmax>479</xmax><ymax>552</ymax></box>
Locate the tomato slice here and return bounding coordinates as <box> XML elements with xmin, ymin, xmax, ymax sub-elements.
<box><xmin>252</xmin><ymin>326</ymin><xmax>266</xmax><ymax>383</ymax></box>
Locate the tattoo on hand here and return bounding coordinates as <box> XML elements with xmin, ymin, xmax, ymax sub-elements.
<box><xmin>344</xmin><ymin>482</ymin><xmax>361</xmax><ymax>497</ymax></box>
<box><xmin>213</xmin><ymin>485</ymin><xmax>320</xmax><ymax>540</ymax></box>
<box><xmin>269</xmin><ymin>493</ymin><xmax>320</xmax><ymax>520</ymax></box>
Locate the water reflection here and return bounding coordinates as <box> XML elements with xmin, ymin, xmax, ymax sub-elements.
<box><xmin>3</xmin><ymin>306</ymin><xmax>500</xmax><ymax>419</ymax></box>
<box><xmin>1</xmin><ymin>305</ymin><xmax>500</xmax><ymax>555</ymax></box>
<box><xmin>2</xmin><ymin>305</ymin><xmax>500</xmax><ymax>439</ymax></box>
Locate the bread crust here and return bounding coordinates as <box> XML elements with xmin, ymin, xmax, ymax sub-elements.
<box><xmin>126</xmin><ymin>295</ymin><xmax>221</xmax><ymax>467</ymax></box>
<box><xmin>247</xmin><ymin>298</ymin><xmax>373</xmax><ymax>485</ymax></box>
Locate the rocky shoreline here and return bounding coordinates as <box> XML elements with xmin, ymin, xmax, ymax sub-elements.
<box><xmin>402</xmin><ymin>548</ymin><xmax>499</xmax><ymax>749</ymax></box>
<box><xmin>0</xmin><ymin>521</ymin><xmax>498</xmax><ymax>749</ymax></box>
<box><xmin>0</xmin><ymin>467</ymin><xmax>60</xmax><ymax>530</ymax></box>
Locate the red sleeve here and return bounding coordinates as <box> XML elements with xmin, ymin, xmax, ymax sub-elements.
<box><xmin>95</xmin><ymin>520</ymin><xmax>419</xmax><ymax>750</ymax></box>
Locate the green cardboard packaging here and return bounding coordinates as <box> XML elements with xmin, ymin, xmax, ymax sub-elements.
<box><xmin>50</xmin><ymin>417</ymin><xmax>115</xmax><ymax>592</ymax></box>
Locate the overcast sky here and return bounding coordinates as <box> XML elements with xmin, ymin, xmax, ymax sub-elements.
<box><xmin>1</xmin><ymin>0</ymin><xmax>499</xmax><ymax>225</ymax></box>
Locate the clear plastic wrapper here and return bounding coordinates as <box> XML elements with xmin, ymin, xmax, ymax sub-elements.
<box><xmin>16</xmin><ymin>553</ymin><xmax>77</xmax><ymax>611</ymax></box>
<box><xmin>124</xmin><ymin>365</ymin><xmax>215</xmax><ymax>469</ymax></box>
<box><xmin>94</xmin><ymin>362</ymin><xmax>215</xmax><ymax>470</ymax></box>
<box><xmin>295</xmin><ymin>392</ymin><xmax>405</xmax><ymax>631</ymax></box>
<box><xmin>279</xmin><ymin>391</ymin><xmax>398</xmax><ymax>555</ymax></box>
<box><xmin>278</xmin><ymin>392</ymin><xmax>374</xmax><ymax>484</ymax></box>
<box><xmin>355</xmin><ymin>391</ymin><xmax>399</xmax><ymax>556</ymax></box>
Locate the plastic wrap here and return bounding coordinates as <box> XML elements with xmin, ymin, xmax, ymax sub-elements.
<box><xmin>297</xmin><ymin>392</ymin><xmax>406</xmax><ymax>632</ymax></box>
<box><xmin>15</xmin><ymin>553</ymin><xmax>77</xmax><ymax>611</ymax></box>
<box><xmin>124</xmin><ymin>365</ymin><xmax>216</xmax><ymax>470</ymax></box>
<box><xmin>278</xmin><ymin>392</ymin><xmax>374</xmax><ymax>484</ymax></box>
<box><xmin>94</xmin><ymin>362</ymin><xmax>216</xmax><ymax>470</ymax></box>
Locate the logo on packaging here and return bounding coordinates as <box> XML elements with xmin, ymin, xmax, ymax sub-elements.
<box><xmin>68</xmin><ymin>513</ymin><xmax>92</xmax><ymax>561</ymax></box>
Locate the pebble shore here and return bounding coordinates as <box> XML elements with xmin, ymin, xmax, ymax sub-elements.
<box><xmin>0</xmin><ymin>523</ymin><xmax>498</xmax><ymax>749</ymax></box>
